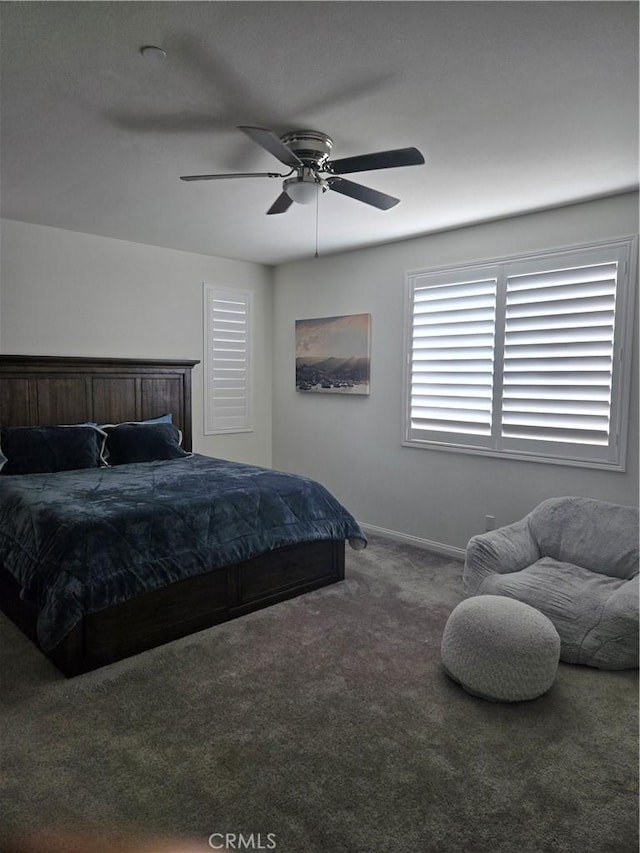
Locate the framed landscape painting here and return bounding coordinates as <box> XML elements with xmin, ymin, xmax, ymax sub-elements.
<box><xmin>295</xmin><ymin>313</ymin><xmax>371</xmax><ymax>395</ymax></box>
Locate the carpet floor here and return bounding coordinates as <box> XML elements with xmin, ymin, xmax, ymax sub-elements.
<box><xmin>0</xmin><ymin>533</ymin><xmax>637</xmax><ymax>853</ymax></box>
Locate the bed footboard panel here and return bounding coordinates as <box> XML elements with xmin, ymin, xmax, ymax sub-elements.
<box><xmin>232</xmin><ymin>538</ymin><xmax>345</xmax><ymax>613</ymax></box>
<box><xmin>0</xmin><ymin>539</ymin><xmax>346</xmax><ymax>677</ymax></box>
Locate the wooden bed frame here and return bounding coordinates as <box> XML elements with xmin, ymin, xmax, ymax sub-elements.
<box><xmin>0</xmin><ymin>355</ymin><xmax>345</xmax><ymax>677</ymax></box>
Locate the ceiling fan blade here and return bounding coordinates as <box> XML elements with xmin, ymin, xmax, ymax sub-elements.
<box><xmin>328</xmin><ymin>147</ymin><xmax>425</xmax><ymax>175</ymax></box>
<box><xmin>238</xmin><ymin>126</ymin><xmax>303</xmax><ymax>168</ymax></box>
<box><xmin>267</xmin><ymin>192</ymin><xmax>293</xmax><ymax>215</ymax></box>
<box><xmin>180</xmin><ymin>171</ymin><xmax>284</xmax><ymax>181</ymax></box>
<box><xmin>327</xmin><ymin>177</ymin><xmax>399</xmax><ymax>210</ymax></box>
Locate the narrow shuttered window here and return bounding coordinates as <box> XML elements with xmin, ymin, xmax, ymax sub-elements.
<box><xmin>404</xmin><ymin>239</ymin><xmax>635</xmax><ymax>469</ymax></box>
<box><xmin>204</xmin><ymin>285</ymin><xmax>253</xmax><ymax>434</ymax></box>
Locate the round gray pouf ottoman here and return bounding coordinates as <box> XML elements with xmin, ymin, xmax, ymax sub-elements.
<box><xmin>441</xmin><ymin>595</ymin><xmax>560</xmax><ymax>702</ymax></box>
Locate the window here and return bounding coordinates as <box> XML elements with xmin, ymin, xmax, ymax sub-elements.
<box><xmin>203</xmin><ymin>285</ymin><xmax>253</xmax><ymax>434</ymax></box>
<box><xmin>403</xmin><ymin>239</ymin><xmax>636</xmax><ymax>469</ymax></box>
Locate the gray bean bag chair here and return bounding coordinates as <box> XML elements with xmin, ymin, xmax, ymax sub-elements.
<box><xmin>463</xmin><ymin>496</ymin><xmax>639</xmax><ymax>670</ymax></box>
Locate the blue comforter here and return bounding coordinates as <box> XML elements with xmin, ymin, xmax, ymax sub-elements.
<box><xmin>0</xmin><ymin>454</ymin><xmax>366</xmax><ymax>650</ymax></box>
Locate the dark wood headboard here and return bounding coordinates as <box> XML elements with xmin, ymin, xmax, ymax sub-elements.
<box><xmin>0</xmin><ymin>355</ymin><xmax>200</xmax><ymax>451</ymax></box>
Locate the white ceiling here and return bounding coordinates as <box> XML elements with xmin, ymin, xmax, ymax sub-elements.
<box><xmin>1</xmin><ymin>2</ymin><xmax>638</xmax><ymax>266</ymax></box>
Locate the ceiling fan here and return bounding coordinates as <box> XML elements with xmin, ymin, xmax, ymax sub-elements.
<box><xmin>180</xmin><ymin>126</ymin><xmax>425</xmax><ymax>214</ymax></box>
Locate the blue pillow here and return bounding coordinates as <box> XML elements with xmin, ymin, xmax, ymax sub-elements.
<box><xmin>97</xmin><ymin>413</ymin><xmax>173</xmax><ymax>428</ymax></box>
<box><xmin>0</xmin><ymin>425</ymin><xmax>107</xmax><ymax>475</ymax></box>
<box><xmin>102</xmin><ymin>422</ymin><xmax>188</xmax><ymax>466</ymax></box>
<box><xmin>142</xmin><ymin>413</ymin><xmax>173</xmax><ymax>424</ymax></box>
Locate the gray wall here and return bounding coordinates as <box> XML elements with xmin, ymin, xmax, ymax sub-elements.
<box><xmin>272</xmin><ymin>193</ymin><xmax>639</xmax><ymax>553</ymax></box>
<box><xmin>0</xmin><ymin>219</ymin><xmax>274</xmax><ymax>467</ymax></box>
<box><xmin>2</xmin><ymin>196</ymin><xmax>637</xmax><ymax>554</ymax></box>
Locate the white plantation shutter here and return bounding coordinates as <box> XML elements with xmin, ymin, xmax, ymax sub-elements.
<box><xmin>204</xmin><ymin>285</ymin><xmax>252</xmax><ymax>434</ymax></box>
<box><xmin>408</xmin><ymin>273</ymin><xmax>498</xmax><ymax>441</ymax></box>
<box><xmin>404</xmin><ymin>239</ymin><xmax>635</xmax><ymax>469</ymax></box>
<box><xmin>501</xmin><ymin>261</ymin><xmax>617</xmax><ymax>448</ymax></box>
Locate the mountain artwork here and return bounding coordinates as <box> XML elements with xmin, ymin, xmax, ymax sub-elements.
<box><xmin>295</xmin><ymin>313</ymin><xmax>371</xmax><ymax>395</ymax></box>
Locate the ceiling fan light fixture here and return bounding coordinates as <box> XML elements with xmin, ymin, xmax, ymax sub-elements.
<box><xmin>286</xmin><ymin>181</ymin><xmax>319</xmax><ymax>205</ymax></box>
<box><xmin>284</xmin><ymin>174</ymin><xmax>326</xmax><ymax>205</ymax></box>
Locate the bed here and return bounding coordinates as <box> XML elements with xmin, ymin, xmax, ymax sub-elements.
<box><xmin>0</xmin><ymin>355</ymin><xmax>365</xmax><ymax>677</ymax></box>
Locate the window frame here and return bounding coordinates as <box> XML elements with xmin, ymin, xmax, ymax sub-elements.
<box><xmin>402</xmin><ymin>237</ymin><xmax>637</xmax><ymax>471</ymax></box>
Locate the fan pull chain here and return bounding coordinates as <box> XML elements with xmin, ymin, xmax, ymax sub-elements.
<box><xmin>314</xmin><ymin>184</ymin><xmax>320</xmax><ymax>258</ymax></box>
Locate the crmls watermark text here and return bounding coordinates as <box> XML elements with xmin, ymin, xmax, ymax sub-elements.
<box><xmin>208</xmin><ymin>832</ymin><xmax>277</xmax><ymax>850</ymax></box>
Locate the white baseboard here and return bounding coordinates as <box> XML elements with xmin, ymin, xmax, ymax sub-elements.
<box><xmin>359</xmin><ymin>522</ymin><xmax>466</xmax><ymax>561</ymax></box>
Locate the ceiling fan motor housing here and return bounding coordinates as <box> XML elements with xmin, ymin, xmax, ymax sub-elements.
<box><xmin>280</xmin><ymin>130</ymin><xmax>333</xmax><ymax>168</ymax></box>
